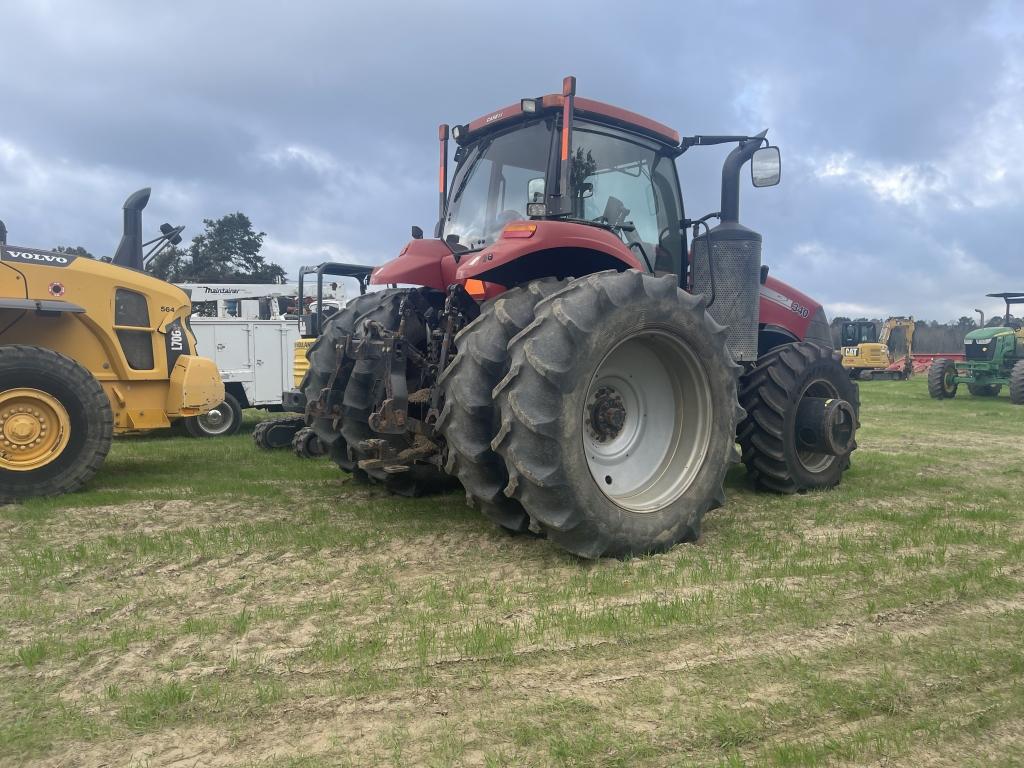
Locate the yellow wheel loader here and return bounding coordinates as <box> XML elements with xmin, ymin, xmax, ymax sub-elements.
<box><xmin>840</xmin><ymin>316</ymin><xmax>916</xmax><ymax>380</ymax></box>
<box><xmin>0</xmin><ymin>189</ymin><xmax>223</xmax><ymax>502</ymax></box>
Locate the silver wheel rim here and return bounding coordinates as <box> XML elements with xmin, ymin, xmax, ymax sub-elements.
<box><xmin>582</xmin><ymin>330</ymin><xmax>713</xmax><ymax>513</ymax></box>
<box><xmin>795</xmin><ymin>379</ymin><xmax>838</xmax><ymax>473</ymax></box>
<box><xmin>197</xmin><ymin>402</ymin><xmax>233</xmax><ymax>435</ymax></box>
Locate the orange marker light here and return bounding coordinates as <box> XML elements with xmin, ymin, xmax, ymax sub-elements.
<box><xmin>502</xmin><ymin>223</ymin><xmax>538</xmax><ymax>239</ymax></box>
<box><xmin>464</xmin><ymin>279</ymin><xmax>486</xmax><ymax>298</ymax></box>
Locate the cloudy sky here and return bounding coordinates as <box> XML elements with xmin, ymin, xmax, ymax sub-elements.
<box><xmin>1</xmin><ymin>0</ymin><xmax>1021</xmax><ymax>321</ymax></box>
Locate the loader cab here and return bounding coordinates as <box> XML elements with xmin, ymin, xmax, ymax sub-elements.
<box><xmin>443</xmin><ymin>115</ymin><xmax>686</xmax><ymax>277</ymax></box>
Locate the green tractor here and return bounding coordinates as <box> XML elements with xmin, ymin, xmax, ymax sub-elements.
<box><xmin>929</xmin><ymin>292</ymin><xmax>1024</xmax><ymax>403</ymax></box>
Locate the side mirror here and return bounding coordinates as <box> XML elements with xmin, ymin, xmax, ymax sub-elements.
<box><xmin>528</xmin><ymin>177</ymin><xmax>545</xmax><ymax>203</ymax></box>
<box><xmin>751</xmin><ymin>146</ymin><xmax>781</xmax><ymax>187</ymax></box>
<box><xmin>579</xmin><ymin>182</ymin><xmax>594</xmax><ymax>199</ymax></box>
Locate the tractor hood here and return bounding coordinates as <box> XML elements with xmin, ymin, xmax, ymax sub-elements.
<box><xmin>965</xmin><ymin>327</ymin><xmax>1014</xmax><ymax>341</ymax></box>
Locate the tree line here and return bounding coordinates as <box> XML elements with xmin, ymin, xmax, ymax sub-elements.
<box><xmin>53</xmin><ymin>212</ymin><xmax>286</xmax><ymax>283</ymax></box>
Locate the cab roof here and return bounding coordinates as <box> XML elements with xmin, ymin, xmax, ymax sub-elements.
<box><xmin>462</xmin><ymin>94</ymin><xmax>681</xmax><ymax>148</ymax></box>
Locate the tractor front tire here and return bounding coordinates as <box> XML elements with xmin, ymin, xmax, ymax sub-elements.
<box><xmin>928</xmin><ymin>358</ymin><xmax>958</xmax><ymax>399</ymax></box>
<box><xmin>1010</xmin><ymin>360</ymin><xmax>1024</xmax><ymax>405</ymax></box>
<box><xmin>492</xmin><ymin>270</ymin><xmax>742</xmax><ymax>559</ymax></box>
<box><xmin>738</xmin><ymin>342</ymin><xmax>859</xmax><ymax>494</ymax></box>
<box><xmin>0</xmin><ymin>346</ymin><xmax>113</xmax><ymax>502</ymax></box>
<box><xmin>340</xmin><ymin>289</ymin><xmax>450</xmax><ymax>496</ymax></box>
<box><xmin>304</xmin><ymin>290</ymin><xmax>402</xmax><ymax>476</ymax></box>
<box><xmin>183</xmin><ymin>392</ymin><xmax>243</xmax><ymax>437</ymax></box>
<box><xmin>437</xmin><ymin>278</ymin><xmax>566</xmax><ymax>533</ymax></box>
<box><xmin>968</xmin><ymin>383</ymin><xmax>1002</xmax><ymax>397</ymax></box>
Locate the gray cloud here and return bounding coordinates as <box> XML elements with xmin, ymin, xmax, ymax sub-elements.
<box><xmin>1</xmin><ymin>0</ymin><xmax>1021</xmax><ymax>321</ymax></box>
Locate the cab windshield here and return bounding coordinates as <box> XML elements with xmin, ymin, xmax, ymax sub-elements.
<box><xmin>842</xmin><ymin>322</ymin><xmax>878</xmax><ymax>345</ymax></box>
<box><xmin>443</xmin><ymin>120</ymin><xmax>554</xmax><ymax>250</ymax></box>
<box><xmin>443</xmin><ymin>118</ymin><xmax>684</xmax><ymax>273</ymax></box>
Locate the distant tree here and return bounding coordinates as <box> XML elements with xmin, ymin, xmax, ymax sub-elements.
<box><xmin>147</xmin><ymin>244</ymin><xmax>188</xmax><ymax>282</ymax></box>
<box><xmin>956</xmin><ymin>316</ymin><xmax>975</xmax><ymax>332</ymax></box>
<box><xmin>144</xmin><ymin>212</ymin><xmax>286</xmax><ymax>283</ymax></box>
<box><xmin>53</xmin><ymin>245</ymin><xmax>94</xmax><ymax>259</ymax></box>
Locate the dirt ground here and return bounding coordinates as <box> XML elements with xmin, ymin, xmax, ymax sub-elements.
<box><xmin>2</xmin><ymin>380</ymin><xmax>1022</xmax><ymax>767</ymax></box>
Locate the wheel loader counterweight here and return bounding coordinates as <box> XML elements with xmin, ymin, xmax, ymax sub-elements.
<box><xmin>297</xmin><ymin>76</ymin><xmax>859</xmax><ymax>558</ymax></box>
<box><xmin>0</xmin><ymin>189</ymin><xmax>224</xmax><ymax>501</ymax></box>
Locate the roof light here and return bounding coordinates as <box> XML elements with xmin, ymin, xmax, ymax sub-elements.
<box><xmin>521</xmin><ymin>98</ymin><xmax>538</xmax><ymax>114</ymax></box>
<box><xmin>452</xmin><ymin>125</ymin><xmax>464</xmax><ymax>140</ymax></box>
<box><xmin>502</xmin><ymin>223</ymin><xmax>537</xmax><ymax>239</ymax></box>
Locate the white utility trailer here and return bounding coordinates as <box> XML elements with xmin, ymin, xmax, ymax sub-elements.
<box><xmin>181</xmin><ymin>318</ymin><xmax>300</xmax><ymax>436</ymax></box>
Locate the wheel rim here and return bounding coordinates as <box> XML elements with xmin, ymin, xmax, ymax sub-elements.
<box><xmin>944</xmin><ymin>368</ymin><xmax>956</xmax><ymax>393</ymax></box>
<box><xmin>0</xmin><ymin>388</ymin><xmax>71</xmax><ymax>471</ymax></box>
<box><xmin>582</xmin><ymin>331</ymin><xmax>712</xmax><ymax>513</ymax></box>
<box><xmin>196</xmin><ymin>402</ymin><xmax>233</xmax><ymax>435</ymax></box>
<box><xmin>795</xmin><ymin>379</ymin><xmax>839</xmax><ymax>473</ymax></box>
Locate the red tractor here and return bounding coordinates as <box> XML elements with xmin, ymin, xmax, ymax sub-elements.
<box><xmin>300</xmin><ymin>77</ymin><xmax>858</xmax><ymax>558</ymax></box>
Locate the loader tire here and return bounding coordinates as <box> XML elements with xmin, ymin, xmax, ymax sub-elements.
<box><xmin>0</xmin><ymin>345</ymin><xmax>113</xmax><ymax>502</ymax></box>
<box><xmin>340</xmin><ymin>289</ymin><xmax>450</xmax><ymax>496</ymax></box>
<box><xmin>183</xmin><ymin>392</ymin><xmax>242</xmax><ymax>437</ymax></box>
<box><xmin>304</xmin><ymin>290</ymin><xmax>403</xmax><ymax>476</ymax></box>
<box><xmin>492</xmin><ymin>270</ymin><xmax>742</xmax><ymax>559</ymax></box>
<box><xmin>738</xmin><ymin>342</ymin><xmax>859</xmax><ymax>494</ymax></box>
<box><xmin>928</xmin><ymin>358</ymin><xmax>957</xmax><ymax>399</ymax></box>
<box><xmin>436</xmin><ymin>278</ymin><xmax>566</xmax><ymax>533</ymax></box>
<box><xmin>1010</xmin><ymin>360</ymin><xmax>1024</xmax><ymax>405</ymax></box>
<box><xmin>968</xmin><ymin>383</ymin><xmax>1001</xmax><ymax>397</ymax></box>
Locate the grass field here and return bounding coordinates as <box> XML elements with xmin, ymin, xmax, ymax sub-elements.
<box><xmin>1</xmin><ymin>378</ymin><xmax>1022</xmax><ymax>767</ymax></box>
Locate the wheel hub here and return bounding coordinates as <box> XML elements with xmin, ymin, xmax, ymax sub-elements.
<box><xmin>0</xmin><ymin>388</ymin><xmax>70</xmax><ymax>471</ymax></box>
<box><xmin>582</xmin><ymin>331</ymin><xmax>712</xmax><ymax>513</ymax></box>
<box><xmin>587</xmin><ymin>386</ymin><xmax>626</xmax><ymax>443</ymax></box>
<box><xmin>202</xmin><ymin>408</ymin><xmax>225</xmax><ymax>428</ymax></box>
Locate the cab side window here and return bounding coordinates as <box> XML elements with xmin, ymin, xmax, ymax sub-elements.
<box><xmin>114</xmin><ymin>288</ymin><xmax>154</xmax><ymax>370</ymax></box>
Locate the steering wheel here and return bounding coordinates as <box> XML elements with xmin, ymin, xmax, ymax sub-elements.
<box><xmin>496</xmin><ymin>209</ymin><xmax>523</xmax><ymax>226</ymax></box>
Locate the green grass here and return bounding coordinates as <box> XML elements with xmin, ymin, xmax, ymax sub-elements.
<box><xmin>1</xmin><ymin>383</ymin><xmax>1022</xmax><ymax>766</ymax></box>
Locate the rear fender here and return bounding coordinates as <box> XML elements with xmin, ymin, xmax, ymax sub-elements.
<box><xmin>370</xmin><ymin>239</ymin><xmax>459</xmax><ymax>292</ymax></box>
<box><xmin>455</xmin><ymin>220</ymin><xmax>641</xmax><ymax>285</ymax></box>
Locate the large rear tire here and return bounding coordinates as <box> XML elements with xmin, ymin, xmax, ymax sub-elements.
<box><xmin>0</xmin><ymin>345</ymin><xmax>113</xmax><ymax>502</ymax></box>
<box><xmin>436</xmin><ymin>278</ymin><xmax>566</xmax><ymax>533</ymax></box>
<box><xmin>738</xmin><ymin>343</ymin><xmax>859</xmax><ymax>494</ymax></box>
<box><xmin>1010</xmin><ymin>360</ymin><xmax>1024</xmax><ymax>405</ymax></box>
<box><xmin>928</xmin><ymin>358</ymin><xmax>958</xmax><ymax>399</ymax></box>
<box><xmin>492</xmin><ymin>270</ymin><xmax>742</xmax><ymax>559</ymax></box>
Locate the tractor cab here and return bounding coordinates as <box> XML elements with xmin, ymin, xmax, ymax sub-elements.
<box><xmin>442</xmin><ymin>109</ymin><xmax>686</xmax><ymax>277</ymax></box>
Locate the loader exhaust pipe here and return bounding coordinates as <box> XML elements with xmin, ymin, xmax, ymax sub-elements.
<box><xmin>112</xmin><ymin>187</ymin><xmax>151</xmax><ymax>271</ymax></box>
<box><xmin>0</xmin><ymin>219</ymin><xmax>6</xmax><ymax>245</ymax></box>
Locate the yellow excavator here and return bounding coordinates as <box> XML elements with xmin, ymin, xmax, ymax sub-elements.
<box><xmin>840</xmin><ymin>316</ymin><xmax>916</xmax><ymax>380</ymax></box>
<box><xmin>0</xmin><ymin>189</ymin><xmax>223</xmax><ymax>501</ymax></box>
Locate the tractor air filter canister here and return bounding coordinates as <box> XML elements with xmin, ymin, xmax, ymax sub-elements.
<box><xmin>691</xmin><ymin>221</ymin><xmax>761</xmax><ymax>363</ymax></box>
